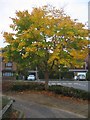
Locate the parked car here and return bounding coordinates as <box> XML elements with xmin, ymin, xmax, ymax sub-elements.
<box><xmin>27</xmin><ymin>75</ymin><xmax>35</xmax><ymax>80</ymax></box>
<box><xmin>77</xmin><ymin>74</ymin><xmax>86</xmax><ymax>81</ymax></box>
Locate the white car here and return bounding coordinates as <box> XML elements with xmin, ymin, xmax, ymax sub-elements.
<box><xmin>77</xmin><ymin>74</ymin><xmax>86</xmax><ymax>81</ymax></box>
<box><xmin>27</xmin><ymin>75</ymin><xmax>35</xmax><ymax>80</ymax></box>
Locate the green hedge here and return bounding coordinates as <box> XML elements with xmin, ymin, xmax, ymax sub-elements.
<box><xmin>2</xmin><ymin>96</ymin><xmax>10</xmax><ymax>108</ymax></box>
<box><xmin>48</xmin><ymin>85</ymin><xmax>89</xmax><ymax>100</ymax></box>
<box><xmin>11</xmin><ymin>82</ymin><xmax>45</xmax><ymax>91</ymax></box>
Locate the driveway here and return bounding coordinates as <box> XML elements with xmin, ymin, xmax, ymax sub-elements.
<box><xmin>5</xmin><ymin>91</ymin><xmax>88</xmax><ymax>118</ymax></box>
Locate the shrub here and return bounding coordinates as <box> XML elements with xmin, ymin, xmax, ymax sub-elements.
<box><xmin>48</xmin><ymin>85</ymin><xmax>89</xmax><ymax>100</ymax></box>
<box><xmin>2</xmin><ymin>96</ymin><xmax>10</xmax><ymax>108</ymax></box>
<box><xmin>11</xmin><ymin>82</ymin><xmax>45</xmax><ymax>91</ymax></box>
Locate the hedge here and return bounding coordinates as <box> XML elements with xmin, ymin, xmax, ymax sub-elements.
<box><xmin>11</xmin><ymin>82</ymin><xmax>45</xmax><ymax>91</ymax></box>
<box><xmin>2</xmin><ymin>96</ymin><xmax>10</xmax><ymax>108</ymax></box>
<box><xmin>48</xmin><ymin>85</ymin><xmax>89</xmax><ymax>100</ymax></box>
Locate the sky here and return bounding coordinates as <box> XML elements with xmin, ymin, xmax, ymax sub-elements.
<box><xmin>0</xmin><ymin>0</ymin><xmax>89</xmax><ymax>47</ymax></box>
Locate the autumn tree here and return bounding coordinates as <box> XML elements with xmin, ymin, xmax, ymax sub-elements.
<box><xmin>3</xmin><ymin>5</ymin><xmax>89</xmax><ymax>89</ymax></box>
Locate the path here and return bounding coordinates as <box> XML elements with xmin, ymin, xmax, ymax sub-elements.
<box><xmin>4</xmin><ymin>91</ymin><xmax>88</xmax><ymax>118</ymax></box>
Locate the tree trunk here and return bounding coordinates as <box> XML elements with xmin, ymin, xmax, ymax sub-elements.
<box><xmin>44</xmin><ymin>70</ymin><xmax>49</xmax><ymax>90</ymax></box>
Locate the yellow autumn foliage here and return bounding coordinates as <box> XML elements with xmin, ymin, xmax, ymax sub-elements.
<box><xmin>3</xmin><ymin>5</ymin><xmax>89</xmax><ymax>71</ymax></box>
<box><xmin>70</xmin><ymin>49</ymin><xmax>88</xmax><ymax>59</ymax></box>
<box><xmin>19</xmin><ymin>42</ymin><xmax>26</xmax><ymax>47</ymax></box>
<box><xmin>26</xmin><ymin>47</ymin><xmax>37</xmax><ymax>52</ymax></box>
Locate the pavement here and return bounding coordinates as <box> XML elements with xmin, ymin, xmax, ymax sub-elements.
<box><xmin>3</xmin><ymin>91</ymin><xmax>89</xmax><ymax>118</ymax></box>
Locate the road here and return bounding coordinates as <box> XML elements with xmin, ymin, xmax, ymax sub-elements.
<box><xmin>36</xmin><ymin>80</ymin><xmax>89</xmax><ymax>92</ymax></box>
<box><xmin>48</xmin><ymin>81</ymin><xmax>89</xmax><ymax>92</ymax></box>
<box><xmin>11</xmin><ymin>96</ymin><xmax>85</xmax><ymax>118</ymax></box>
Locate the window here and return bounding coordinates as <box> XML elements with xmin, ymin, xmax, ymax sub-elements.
<box><xmin>5</xmin><ymin>62</ymin><xmax>12</xmax><ymax>67</ymax></box>
<box><xmin>5</xmin><ymin>62</ymin><xmax>12</xmax><ymax>70</ymax></box>
<box><xmin>3</xmin><ymin>72</ymin><xmax>13</xmax><ymax>77</ymax></box>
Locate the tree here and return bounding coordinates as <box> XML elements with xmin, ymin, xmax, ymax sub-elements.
<box><xmin>3</xmin><ymin>5</ymin><xmax>89</xmax><ymax>89</ymax></box>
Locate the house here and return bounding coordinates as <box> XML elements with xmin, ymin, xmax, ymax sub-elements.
<box><xmin>2</xmin><ymin>61</ymin><xmax>17</xmax><ymax>80</ymax></box>
<box><xmin>0</xmin><ymin>49</ymin><xmax>17</xmax><ymax>80</ymax></box>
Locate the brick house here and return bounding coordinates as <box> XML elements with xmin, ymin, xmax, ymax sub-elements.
<box><xmin>0</xmin><ymin>49</ymin><xmax>17</xmax><ymax>80</ymax></box>
<box><xmin>2</xmin><ymin>61</ymin><xmax>17</xmax><ymax>80</ymax></box>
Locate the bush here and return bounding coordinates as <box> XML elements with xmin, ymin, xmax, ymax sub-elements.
<box><xmin>2</xmin><ymin>96</ymin><xmax>10</xmax><ymax>108</ymax></box>
<box><xmin>86</xmin><ymin>71</ymin><xmax>90</xmax><ymax>81</ymax></box>
<box><xmin>48</xmin><ymin>85</ymin><xmax>89</xmax><ymax>100</ymax></box>
<box><xmin>11</xmin><ymin>82</ymin><xmax>45</xmax><ymax>91</ymax></box>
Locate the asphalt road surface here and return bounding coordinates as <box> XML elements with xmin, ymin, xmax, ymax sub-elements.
<box><xmin>48</xmin><ymin>81</ymin><xmax>89</xmax><ymax>92</ymax></box>
<box><xmin>36</xmin><ymin>80</ymin><xmax>89</xmax><ymax>92</ymax></box>
<box><xmin>12</xmin><ymin>97</ymin><xmax>85</xmax><ymax>118</ymax></box>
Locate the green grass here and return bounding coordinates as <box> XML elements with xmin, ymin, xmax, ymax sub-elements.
<box><xmin>2</xmin><ymin>96</ymin><xmax>10</xmax><ymax>108</ymax></box>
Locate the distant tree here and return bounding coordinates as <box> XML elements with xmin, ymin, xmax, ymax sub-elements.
<box><xmin>3</xmin><ymin>5</ymin><xmax>89</xmax><ymax>89</ymax></box>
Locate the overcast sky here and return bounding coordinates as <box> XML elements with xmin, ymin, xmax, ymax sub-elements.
<box><xmin>0</xmin><ymin>0</ymin><xmax>89</xmax><ymax>47</ymax></box>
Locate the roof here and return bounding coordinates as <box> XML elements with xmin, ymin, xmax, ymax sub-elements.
<box><xmin>69</xmin><ymin>69</ymin><xmax>88</xmax><ymax>72</ymax></box>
